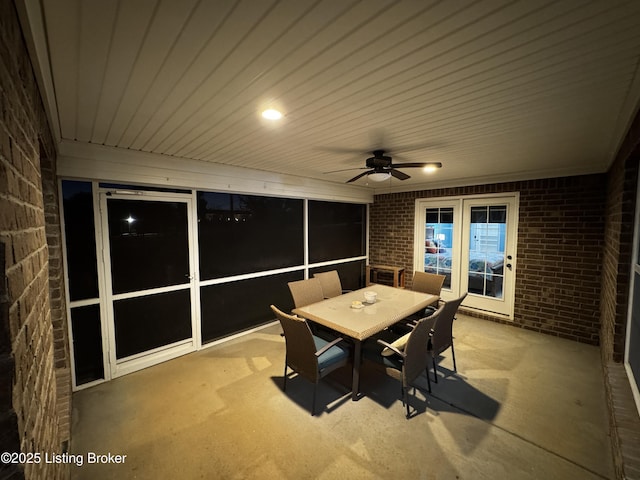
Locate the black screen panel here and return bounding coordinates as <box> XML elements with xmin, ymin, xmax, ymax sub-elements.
<box><xmin>198</xmin><ymin>192</ymin><xmax>304</xmax><ymax>279</ymax></box>
<box><xmin>200</xmin><ymin>271</ymin><xmax>303</xmax><ymax>343</ymax></box>
<box><xmin>70</xmin><ymin>304</ymin><xmax>104</xmax><ymax>385</ymax></box>
<box><xmin>113</xmin><ymin>289</ymin><xmax>192</xmax><ymax>359</ymax></box>
<box><xmin>308</xmin><ymin>201</ymin><xmax>366</xmax><ymax>263</ymax></box>
<box><xmin>107</xmin><ymin>199</ymin><xmax>190</xmax><ymax>294</ymax></box>
<box><xmin>62</xmin><ymin>181</ymin><xmax>99</xmax><ymax>301</ymax></box>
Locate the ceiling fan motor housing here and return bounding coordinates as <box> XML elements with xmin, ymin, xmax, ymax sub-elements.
<box><xmin>366</xmin><ymin>150</ymin><xmax>392</xmax><ymax>169</ymax></box>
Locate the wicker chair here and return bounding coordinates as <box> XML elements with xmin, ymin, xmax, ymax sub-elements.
<box><xmin>412</xmin><ymin>271</ymin><xmax>446</xmax><ymax>315</ymax></box>
<box><xmin>428</xmin><ymin>293</ymin><xmax>467</xmax><ymax>383</ymax></box>
<box><xmin>287</xmin><ymin>278</ymin><xmax>325</xmax><ymax>308</ymax></box>
<box><xmin>270</xmin><ymin>305</ymin><xmax>351</xmax><ymax>415</ymax></box>
<box><xmin>375</xmin><ymin>307</ymin><xmax>443</xmax><ymax>418</ymax></box>
<box><xmin>313</xmin><ymin>270</ymin><xmax>347</xmax><ymax>298</ymax></box>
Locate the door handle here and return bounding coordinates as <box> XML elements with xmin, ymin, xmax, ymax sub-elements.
<box><xmin>506</xmin><ymin>263</ymin><xmax>512</xmax><ymax>270</ymax></box>
<box><xmin>185</xmin><ymin>274</ymin><xmax>193</xmax><ymax>280</ymax></box>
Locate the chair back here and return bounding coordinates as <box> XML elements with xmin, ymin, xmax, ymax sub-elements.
<box><xmin>430</xmin><ymin>293</ymin><xmax>467</xmax><ymax>356</ymax></box>
<box><xmin>287</xmin><ymin>278</ymin><xmax>325</xmax><ymax>308</ymax></box>
<box><xmin>403</xmin><ymin>307</ymin><xmax>443</xmax><ymax>384</ymax></box>
<box><xmin>412</xmin><ymin>271</ymin><xmax>446</xmax><ymax>296</ymax></box>
<box><xmin>270</xmin><ymin>305</ymin><xmax>320</xmax><ymax>382</ymax></box>
<box><xmin>313</xmin><ymin>270</ymin><xmax>343</xmax><ymax>298</ymax></box>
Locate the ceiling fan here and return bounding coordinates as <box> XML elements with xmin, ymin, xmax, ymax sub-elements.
<box><xmin>325</xmin><ymin>149</ymin><xmax>442</xmax><ymax>183</ymax></box>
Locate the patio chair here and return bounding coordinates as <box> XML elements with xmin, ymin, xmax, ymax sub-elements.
<box><xmin>428</xmin><ymin>292</ymin><xmax>467</xmax><ymax>383</ymax></box>
<box><xmin>270</xmin><ymin>305</ymin><xmax>351</xmax><ymax>415</ymax></box>
<box><xmin>287</xmin><ymin>278</ymin><xmax>325</xmax><ymax>308</ymax></box>
<box><xmin>412</xmin><ymin>271</ymin><xmax>446</xmax><ymax>316</ymax></box>
<box><xmin>391</xmin><ymin>271</ymin><xmax>445</xmax><ymax>335</ymax></box>
<box><xmin>313</xmin><ymin>270</ymin><xmax>349</xmax><ymax>298</ymax></box>
<box><xmin>374</xmin><ymin>307</ymin><xmax>443</xmax><ymax>418</ymax></box>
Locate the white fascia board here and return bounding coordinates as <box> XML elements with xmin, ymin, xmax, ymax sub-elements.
<box><xmin>371</xmin><ymin>164</ymin><xmax>608</xmax><ymax>195</ymax></box>
<box><xmin>57</xmin><ymin>140</ymin><xmax>373</xmax><ymax>204</ymax></box>
<box><xmin>15</xmin><ymin>0</ymin><xmax>62</xmax><ymax>145</ymax></box>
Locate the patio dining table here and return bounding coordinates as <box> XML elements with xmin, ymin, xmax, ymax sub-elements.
<box><xmin>292</xmin><ymin>283</ymin><xmax>438</xmax><ymax>400</ymax></box>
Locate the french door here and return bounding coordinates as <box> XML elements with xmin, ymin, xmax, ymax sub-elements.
<box><xmin>415</xmin><ymin>194</ymin><xmax>518</xmax><ymax>318</ymax></box>
<box><xmin>100</xmin><ymin>191</ymin><xmax>198</xmax><ymax>378</ymax></box>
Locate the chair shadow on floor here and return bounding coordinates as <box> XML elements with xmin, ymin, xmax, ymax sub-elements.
<box><xmin>360</xmin><ymin>357</ymin><xmax>502</xmax><ymax>422</ymax></box>
<box><xmin>269</xmin><ymin>365</ymin><xmax>353</xmax><ymax>416</ymax></box>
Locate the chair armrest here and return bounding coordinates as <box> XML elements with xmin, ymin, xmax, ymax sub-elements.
<box><xmin>408</xmin><ymin>314</ymin><xmax>438</xmax><ymax>330</ymax></box>
<box><xmin>376</xmin><ymin>339</ymin><xmax>406</xmax><ymax>358</ymax></box>
<box><xmin>315</xmin><ymin>336</ymin><xmax>346</xmax><ymax>357</ymax></box>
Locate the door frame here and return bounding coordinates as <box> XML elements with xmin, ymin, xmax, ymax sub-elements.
<box><xmin>98</xmin><ymin>189</ymin><xmax>199</xmax><ymax>379</ymax></box>
<box><xmin>460</xmin><ymin>195</ymin><xmax>518</xmax><ymax>316</ymax></box>
<box><xmin>625</xmin><ymin>167</ymin><xmax>640</xmax><ymax>414</ymax></box>
<box><xmin>414</xmin><ymin>192</ymin><xmax>519</xmax><ymax>319</ymax></box>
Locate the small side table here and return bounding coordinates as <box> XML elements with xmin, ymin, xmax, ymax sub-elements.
<box><xmin>366</xmin><ymin>265</ymin><xmax>405</xmax><ymax>288</ymax></box>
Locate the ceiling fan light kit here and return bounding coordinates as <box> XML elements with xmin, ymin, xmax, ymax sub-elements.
<box><xmin>368</xmin><ymin>171</ymin><xmax>392</xmax><ymax>182</ymax></box>
<box><xmin>328</xmin><ymin>147</ymin><xmax>442</xmax><ymax>183</ymax></box>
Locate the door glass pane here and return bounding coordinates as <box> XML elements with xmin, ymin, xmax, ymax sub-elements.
<box><xmin>469</xmin><ymin>206</ymin><xmax>505</xmax><ymax>298</ymax></box>
<box><xmin>62</xmin><ymin>181</ymin><xmax>99</xmax><ymax>301</ymax></box>
<box><xmin>114</xmin><ymin>290</ymin><xmax>192</xmax><ymax>359</ymax></box>
<box><xmin>107</xmin><ymin>199</ymin><xmax>189</xmax><ymax>294</ymax></box>
<box><xmin>197</xmin><ymin>192</ymin><xmax>304</xmax><ymax>279</ymax></box>
<box><xmin>425</xmin><ymin>207</ymin><xmax>453</xmax><ymax>289</ymax></box>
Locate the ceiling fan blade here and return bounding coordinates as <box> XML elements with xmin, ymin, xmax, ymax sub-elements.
<box><xmin>346</xmin><ymin>171</ymin><xmax>372</xmax><ymax>183</ymax></box>
<box><xmin>390</xmin><ymin>169</ymin><xmax>410</xmax><ymax>180</ymax></box>
<box><xmin>391</xmin><ymin>162</ymin><xmax>442</xmax><ymax>169</ymax></box>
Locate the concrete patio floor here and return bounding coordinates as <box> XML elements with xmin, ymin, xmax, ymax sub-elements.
<box><xmin>69</xmin><ymin>314</ymin><xmax>614</xmax><ymax>479</ymax></box>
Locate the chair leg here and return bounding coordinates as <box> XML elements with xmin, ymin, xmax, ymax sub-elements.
<box><xmin>312</xmin><ymin>383</ymin><xmax>318</xmax><ymax>416</ymax></box>
<box><xmin>451</xmin><ymin>342</ymin><xmax>457</xmax><ymax>373</ymax></box>
<box><xmin>425</xmin><ymin>367</ymin><xmax>431</xmax><ymax>393</ymax></box>
<box><xmin>403</xmin><ymin>386</ymin><xmax>410</xmax><ymax>418</ymax></box>
<box><xmin>283</xmin><ymin>362</ymin><xmax>288</xmax><ymax>391</ymax></box>
<box><xmin>432</xmin><ymin>356</ymin><xmax>438</xmax><ymax>383</ymax></box>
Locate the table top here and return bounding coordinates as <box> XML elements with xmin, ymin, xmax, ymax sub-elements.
<box><xmin>292</xmin><ymin>284</ymin><xmax>437</xmax><ymax>341</ymax></box>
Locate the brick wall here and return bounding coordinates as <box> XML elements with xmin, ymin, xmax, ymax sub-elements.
<box><xmin>370</xmin><ymin>175</ymin><xmax>607</xmax><ymax>344</ymax></box>
<box><xmin>39</xmin><ymin>132</ymin><xmax>71</xmax><ymax>446</ymax></box>
<box><xmin>0</xmin><ymin>2</ymin><xmax>68</xmax><ymax>479</ymax></box>
<box><xmin>601</xmin><ymin>154</ymin><xmax>638</xmax><ymax>363</ymax></box>
<box><xmin>601</xmin><ymin>109</ymin><xmax>640</xmax><ymax>363</ymax></box>
<box><xmin>600</xmin><ymin>105</ymin><xmax>640</xmax><ymax>480</ymax></box>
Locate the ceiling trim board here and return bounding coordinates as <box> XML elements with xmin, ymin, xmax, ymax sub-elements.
<box><xmin>56</xmin><ymin>140</ymin><xmax>372</xmax><ymax>204</ymax></box>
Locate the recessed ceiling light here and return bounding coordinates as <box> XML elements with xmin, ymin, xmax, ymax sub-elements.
<box><xmin>262</xmin><ymin>109</ymin><xmax>283</xmax><ymax>120</ymax></box>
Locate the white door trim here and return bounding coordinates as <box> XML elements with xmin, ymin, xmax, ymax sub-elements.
<box><xmin>415</xmin><ymin>192</ymin><xmax>519</xmax><ymax>319</ymax></box>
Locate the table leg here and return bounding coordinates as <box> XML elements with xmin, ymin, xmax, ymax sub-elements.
<box><xmin>352</xmin><ymin>340</ymin><xmax>362</xmax><ymax>400</ymax></box>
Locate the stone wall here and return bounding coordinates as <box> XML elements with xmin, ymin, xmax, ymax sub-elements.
<box><xmin>370</xmin><ymin>174</ymin><xmax>607</xmax><ymax>344</ymax></box>
<box><xmin>0</xmin><ymin>1</ymin><xmax>69</xmax><ymax>479</ymax></box>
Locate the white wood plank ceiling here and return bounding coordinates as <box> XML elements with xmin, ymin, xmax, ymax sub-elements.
<box><xmin>29</xmin><ymin>0</ymin><xmax>640</xmax><ymax>189</ymax></box>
